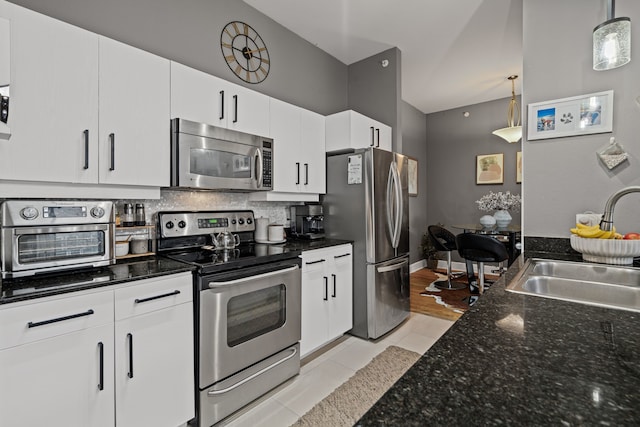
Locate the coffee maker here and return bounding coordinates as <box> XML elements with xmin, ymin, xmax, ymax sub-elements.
<box><xmin>289</xmin><ymin>205</ymin><xmax>325</xmax><ymax>239</ymax></box>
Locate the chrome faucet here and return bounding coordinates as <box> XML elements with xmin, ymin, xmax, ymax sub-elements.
<box><xmin>599</xmin><ymin>186</ymin><xmax>640</xmax><ymax>231</ymax></box>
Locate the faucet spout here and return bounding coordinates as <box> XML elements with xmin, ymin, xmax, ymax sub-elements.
<box><xmin>600</xmin><ymin>186</ymin><xmax>640</xmax><ymax>231</ymax></box>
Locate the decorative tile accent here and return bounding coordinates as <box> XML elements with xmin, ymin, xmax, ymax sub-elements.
<box><xmin>119</xmin><ymin>190</ymin><xmax>300</xmax><ymax>227</ymax></box>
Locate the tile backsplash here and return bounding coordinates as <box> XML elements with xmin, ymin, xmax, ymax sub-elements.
<box><xmin>120</xmin><ymin>189</ymin><xmax>299</xmax><ymax>227</ymax></box>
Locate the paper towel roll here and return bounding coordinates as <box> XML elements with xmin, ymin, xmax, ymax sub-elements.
<box><xmin>255</xmin><ymin>217</ymin><xmax>269</xmax><ymax>241</ymax></box>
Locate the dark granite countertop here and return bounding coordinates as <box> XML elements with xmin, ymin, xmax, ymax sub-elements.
<box><xmin>356</xmin><ymin>249</ymin><xmax>640</xmax><ymax>426</ymax></box>
<box><xmin>0</xmin><ymin>239</ymin><xmax>351</xmax><ymax>305</ymax></box>
<box><xmin>0</xmin><ymin>256</ymin><xmax>195</xmax><ymax>305</ymax></box>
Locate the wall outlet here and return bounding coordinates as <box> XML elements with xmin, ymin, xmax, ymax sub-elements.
<box><xmin>576</xmin><ymin>213</ymin><xmax>602</xmax><ymax>226</ymax></box>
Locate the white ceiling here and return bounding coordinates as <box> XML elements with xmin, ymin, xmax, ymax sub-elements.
<box><xmin>244</xmin><ymin>0</ymin><xmax>523</xmax><ymax>114</ymax></box>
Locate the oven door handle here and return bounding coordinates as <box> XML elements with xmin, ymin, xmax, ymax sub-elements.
<box><xmin>207</xmin><ymin>265</ymin><xmax>299</xmax><ymax>288</ymax></box>
<box><xmin>207</xmin><ymin>346</ymin><xmax>298</xmax><ymax>396</ymax></box>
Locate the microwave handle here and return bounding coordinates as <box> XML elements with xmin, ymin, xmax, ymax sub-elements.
<box><xmin>255</xmin><ymin>147</ymin><xmax>264</xmax><ymax>188</ymax></box>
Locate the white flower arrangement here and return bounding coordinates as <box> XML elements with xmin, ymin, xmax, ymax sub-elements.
<box><xmin>476</xmin><ymin>191</ymin><xmax>521</xmax><ymax>212</ymax></box>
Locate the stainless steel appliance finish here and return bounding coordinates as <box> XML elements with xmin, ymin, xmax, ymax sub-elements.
<box><xmin>324</xmin><ymin>148</ymin><xmax>410</xmax><ymax>339</ymax></box>
<box><xmin>156</xmin><ymin>210</ymin><xmax>301</xmax><ymax>427</ymax></box>
<box><xmin>171</xmin><ymin>118</ymin><xmax>273</xmax><ymax>191</ymax></box>
<box><xmin>289</xmin><ymin>204</ymin><xmax>325</xmax><ymax>239</ymax></box>
<box><xmin>1</xmin><ymin>200</ymin><xmax>115</xmax><ymax>278</ymax></box>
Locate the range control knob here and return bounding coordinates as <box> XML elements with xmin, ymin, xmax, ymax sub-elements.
<box><xmin>246</xmin><ymin>218</ymin><xmax>253</xmax><ymax>225</ymax></box>
<box><xmin>178</xmin><ymin>220</ymin><xmax>186</xmax><ymax>228</ymax></box>
<box><xmin>165</xmin><ymin>221</ymin><xmax>175</xmax><ymax>229</ymax></box>
<box><xmin>90</xmin><ymin>207</ymin><xmax>105</xmax><ymax>218</ymax></box>
<box><xmin>20</xmin><ymin>207</ymin><xmax>39</xmax><ymax>220</ymax></box>
<box><xmin>238</xmin><ymin>218</ymin><xmax>245</xmax><ymax>225</ymax></box>
<box><xmin>231</xmin><ymin>219</ymin><xmax>237</xmax><ymax>225</ymax></box>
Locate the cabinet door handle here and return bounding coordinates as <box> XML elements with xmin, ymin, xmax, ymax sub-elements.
<box><xmin>233</xmin><ymin>94</ymin><xmax>238</xmax><ymax>123</ymax></box>
<box><xmin>376</xmin><ymin>128</ymin><xmax>380</xmax><ymax>147</ymax></box>
<box><xmin>304</xmin><ymin>163</ymin><xmax>309</xmax><ymax>185</ymax></box>
<box><xmin>334</xmin><ymin>253</ymin><xmax>351</xmax><ymax>259</ymax></box>
<box><xmin>27</xmin><ymin>308</ymin><xmax>94</xmax><ymax>328</ymax></box>
<box><xmin>295</xmin><ymin>162</ymin><xmax>300</xmax><ymax>185</ymax></box>
<box><xmin>127</xmin><ymin>333</ymin><xmax>134</xmax><ymax>379</ymax></box>
<box><xmin>98</xmin><ymin>341</ymin><xmax>104</xmax><ymax>391</ymax></box>
<box><xmin>219</xmin><ymin>90</ymin><xmax>225</xmax><ymax>120</ymax></box>
<box><xmin>305</xmin><ymin>258</ymin><xmax>325</xmax><ymax>265</ymax></box>
<box><xmin>323</xmin><ymin>276</ymin><xmax>328</xmax><ymax>301</ymax></box>
<box><xmin>370</xmin><ymin>126</ymin><xmax>375</xmax><ymax>147</ymax></box>
<box><xmin>134</xmin><ymin>290</ymin><xmax>180</xmax><ymax>304</ymax></box>
<box><xmin>109</xmin><ymin>133</ymin><xmax>115</xmax><ymax>171</ymax></box>
<box><xmin>331</xmin><ymin>274</ymin><xmax>336</xmax><ymax>298</ymax></box>
<box><xmin>83</xmin><ymin>129</ymin><xmax>90</xmax><ymax>170</ymax></box>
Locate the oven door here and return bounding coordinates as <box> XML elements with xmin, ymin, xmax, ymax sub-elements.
<box><xmin>172</xmin><ymin>129</ymin><xmax>270</xmax><ymax>191</ymax></box>
<box><xmin>199</xmin><ymin>260</ymin><xmax>301</xmax><ymax>387</ymax></box>
<box><xmin>1</xmin><ymin>224</ymin><xmax>114</xmax><ymax>278</ymax></box>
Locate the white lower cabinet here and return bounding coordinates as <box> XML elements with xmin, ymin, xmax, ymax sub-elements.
<box><xmin>114</xmin><ymin>274</ymin><xmax>194</xmax><ymax>427</ymax></box>
<box><xmin>0</xmin><ymin>272</ymin><xmax>194</xmax><ymax>427</ymax></box>
<box><xmin>300</xmin><ymin>244</ymin><xmax>353</xmax><ymax>357</ymax></box>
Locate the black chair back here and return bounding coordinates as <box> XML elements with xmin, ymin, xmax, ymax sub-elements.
<box><xmin>427</xmin><ymin>225</ymin><xmax>457</xmax><ymax>252</ymax></box>
<box><xmin>455</xmin><ymin>233</ymin><xmax>509</xmax><ymax>263</ymax></box>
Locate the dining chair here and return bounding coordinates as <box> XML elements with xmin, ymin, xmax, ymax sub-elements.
<box><xmin>455</xmin><ymin>233</ymin><xmax>509</xmax><ymax>294</ymax></box>
<box><xmin>427</xmin><ymin>225</ymin><xmax>466</xmax><ymax>290</ymax></box>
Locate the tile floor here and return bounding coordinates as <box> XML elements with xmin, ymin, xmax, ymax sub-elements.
<box><xmin>218</xmin><ymin>312</ymin><xmax>455</xmax><ymax>427</ymax></box>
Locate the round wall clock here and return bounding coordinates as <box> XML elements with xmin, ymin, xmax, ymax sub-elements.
<box><xmin>220</xmin><ymin>21</ymin><xmax>270</xmax><ymax>84</ymax></box>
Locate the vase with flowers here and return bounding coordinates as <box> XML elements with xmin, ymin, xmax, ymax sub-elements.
<box><xmin>475</xmin><ymin>191</ymin><xmax>521</xmax><ymax>228</ymax></box>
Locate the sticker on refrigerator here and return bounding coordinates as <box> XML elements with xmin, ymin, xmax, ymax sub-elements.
<box><xmin>347</xmin><ymin>155</ymin><xmax>362</xmax><ymax>184</ymax></box>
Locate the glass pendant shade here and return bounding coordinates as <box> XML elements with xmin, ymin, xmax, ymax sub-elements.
<box><xmin>492</xmin><ymin>125</ymin><xmax>522</xmax><ymax>144</ymax></box>
<box><xmin>593</xmin><ymin>17</ymin><xmax>631</xmax><ymax>71</ymax></box>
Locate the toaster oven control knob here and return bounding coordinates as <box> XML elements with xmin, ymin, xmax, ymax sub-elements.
<box><xmin>178</xmin><ymin>220</ymin><xmax>186</xmax><ymax>228</ymax></box>
<box><xmin>90</xmin><ymin>207</ymin><xmax>105</xmax><ymax>218</ymax></box>
<box><xmin>20</xmin><ymin>207</ymin><xmax>39</xmax><ymax>220</ymax></box>
<box><xmin>165</xmin><ymin>221</ymin><xmax>175</xmax><ymax>229</ymax></box>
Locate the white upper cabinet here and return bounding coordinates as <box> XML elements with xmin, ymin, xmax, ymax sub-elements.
<box><xmin>265</xmin><ymin>98</ymin><xmax>325</xmax><ymax>196</ymax></box>
<box><xmin>325</xmin><ymin>109</ymin><xmax>392</xmax><ymax>152</ymax></box>
<box><xmin>0</xmin><ymin>1</ymin><xmax>99</xmax><ymax>183</ymax></box>
<box><xmin>0</xmin><ymin>3</ymin><xmax>169</xmax><ymax>188</ymax></box>
<box><xmin>98</xmin><ymin>37</ymin><xmax>170</xmax><ymax>187</ymax></box>
<box><xmin>170</xmin><ymin>61</ymin><xmax>269</xmax><ymax>137</ymax></box>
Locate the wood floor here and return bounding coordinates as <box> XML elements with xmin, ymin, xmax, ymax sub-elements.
<box><xmin>409</xmin><ymin>268</ymin><xmax>472</xmax><ymax>321</ymax></box>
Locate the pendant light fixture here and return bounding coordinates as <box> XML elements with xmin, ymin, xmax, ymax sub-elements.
<box><xmin>492</xmin><ymin>75</ymin><xmax>522</xmax><ymax>144</ymax></box>
<box><xmin>593</xmin><ymin>0</ymin><xmax>631</xmax><ymax>71</ymax></box>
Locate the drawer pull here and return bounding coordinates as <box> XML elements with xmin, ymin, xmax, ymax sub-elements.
<box><xmin>134</xmin><ymin>290</ymin><xmax>180</xmax><ymax>304</ymax></box>
<box><xmin>305</xmin><ymin>258</ymin><xmax>325</xmax><ymax>265</ymax></box>
<box><xmin>27</xmin><ymin>309</ymin><xmax>95</xmax><ymax>328</ymax></box>
<box><xmin>334</xmin><ymin>253</ymin><xmax>351</xmax><ymax>259</ymax></box>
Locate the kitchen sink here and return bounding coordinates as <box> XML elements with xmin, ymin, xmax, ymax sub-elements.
<box><xmin>505</xmin><ymin>258</ymin><xmax>640</xmax><ymax>312</ymax></box>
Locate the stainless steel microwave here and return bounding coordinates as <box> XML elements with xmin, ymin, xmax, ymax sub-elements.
<box><xmin>171</xmin><ymin>118</ymin><xmax>273</xmax><ymax>191</ymax></box>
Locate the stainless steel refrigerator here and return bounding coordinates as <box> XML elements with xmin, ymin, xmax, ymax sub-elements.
<box><xmin>324</xmin><ymin>147</ymin><xmax>410</xmax><ymax>339</ymax></box>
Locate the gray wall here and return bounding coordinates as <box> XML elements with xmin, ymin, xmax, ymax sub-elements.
<box><xmin>425</xmin><ymin>97</ymin><xmax>522</xmax><ymax>235</ymax></box>
<box><xmin>523</xmin><ymin>0</ymin><xmax>640</xmax><ymax>237</ymax></box>
<box><xmin>401</xmin><ymin>101</ymin><xmax>428</xmax><ymax>264</ymax></box>
<box><xmin>9</xmin><ymin>0</ymin><xmax>348</xmax><ymax>115</ymax></box>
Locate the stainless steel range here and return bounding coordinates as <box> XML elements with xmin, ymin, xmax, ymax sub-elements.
<box><xmin>157</xmin><ymin>210</ymin><xmax>301</xmax><ymax>426</ymax></box>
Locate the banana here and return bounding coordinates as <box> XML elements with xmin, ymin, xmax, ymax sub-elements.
<box><xmin>576</xmin><ymin>223</ymin><xmax>599</xmax><ymax>230</ymax></box>
<box><xmin>578</xmin><ymin>227</ymin><xmax>606</xmax><ymax>238</ymax></box>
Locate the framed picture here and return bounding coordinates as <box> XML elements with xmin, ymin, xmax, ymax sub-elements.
<box><xmin>476</xmin><ymin>153</ymin><xmax>503</xmax><ymax>184</ymax></box>
<box><xmin>516</xmin><ymin>151</ymin><xmax>522</xmax><ymax>183</ymax></box>
<box><xmin>407</xmin><ymin>157</ymin><xmax>418</xmax><ymax>196</ymax></box>
<box><xmin>527</xmin><ymin>90</ymin><xmax>613</xmax><ymax>140</ymax></box>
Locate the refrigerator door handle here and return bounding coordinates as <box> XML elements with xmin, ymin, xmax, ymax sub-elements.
<box><xmin>386</xmin><ymin>161</ymin><xmax>403</xmax><ymax>249</ymax></box>
<box><xmin>386</xmin><ymin>163</ymin><xmax>396</xmax><ymax>247</ymax></box>
<box><xmin>376</xmin><ymin>259</ymin><xmax>408</xmax><ymax>273</ymax></box>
